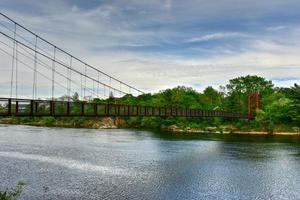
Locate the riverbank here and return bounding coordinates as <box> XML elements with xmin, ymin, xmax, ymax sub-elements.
<box><xmin>0</xmin><ymin>116</ymin><xmax>299</xmax><ymax>136</ymax></box>
<box><xmin>164</xmin><ymin>124</ymin><xmax>300</xmax><ymax>136</ymax></box>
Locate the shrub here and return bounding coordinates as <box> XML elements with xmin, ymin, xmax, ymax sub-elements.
<box><xmin>0</xmin><ymin>181</ymin><xmax>25</xmax><ymax>200</ymax></box>
<box><xmin>141</xmin><ymin>117</ymin><xmax>160</xmax><ymax>128</ymax></box>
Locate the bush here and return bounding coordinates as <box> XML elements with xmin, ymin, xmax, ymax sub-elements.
<box><xmin>41</xmin><ymin>117</ymin><xmax>56</xmax><ymax>126</ymax></box>
<box><xmin>127</xmin><ymin>117</ymin><xmax>141</xmax><ymax>127</ymax></box>
<box><xmin>0</xmin><ymin>181</ymin><xmax>25</xmax><ymax>200</ymax></box>
<box><xmin>140</xmin><ymin>117</ymin><xmax>160</xmax><ymax>128</ymax></box>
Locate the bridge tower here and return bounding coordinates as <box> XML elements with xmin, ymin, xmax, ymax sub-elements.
<box><xmin>248</xmin><ymin>92</ymin><xmax>259</xmax><ymax>120</ymax></box>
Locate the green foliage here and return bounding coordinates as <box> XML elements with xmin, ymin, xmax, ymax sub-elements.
<box><xmin>200</xmin><ymin>86</ymin><xmax>224</xmax><ymax>109</ymax></box>
<box><xmin>140</xmin><ymin>117</ymin><xmax>161</xmax><ymax>128</ymax></box>
<box><xmin>226</xmin><ymin>75</ymin><xmax>274</xmax><ymax>95</ymax></box>
<box><xmin>72</xmin><ymin>92</ymin><xmax>80</xmax><ymax>101</ymax></box>
<box><xmin>255</xmin><ymin>84</ymin><xmax>300</xmax><ymax>131</ymax></box>
<box><xmin>0</xmin><ymin>181</ymin><xmax>25</xmax><ymax>200</ymax></box>
<box><xmin>225</xmin><ymin>75</ymin><xmax>274</xmax><ymax>112</ymax></box>
<box><xmin>127</xmin><ymin>117</ymin><xmax>141</xmax><ymax>127</ymax></box>
<box><xmin>2</xmin><ymin>75</ymin><xmax>297</xmax><ymax>132</ymax></box>
<box><xmin>41</xmin><ymin>117</ymin><xmax>56</xmax><ymax>126</ymax></box>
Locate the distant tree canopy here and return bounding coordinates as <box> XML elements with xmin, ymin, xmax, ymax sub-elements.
<box><xmin>225</xmin><ymin>75</ymin><xmax>275</xmax><ymax>112</ymax></box>
<box><xmin>1</xmin><ymin>75</ymin><xmax>297</xmax><ymax>132</ymax></box>
<box><xmin>62</xmin><ymin>75</ymin><xmax>297</xmax><ymax>128</ymax></box>
<box><xmin>226</xmin><ymin>75</ymin><xmax>274</xmax><ymax>95</ymax></box>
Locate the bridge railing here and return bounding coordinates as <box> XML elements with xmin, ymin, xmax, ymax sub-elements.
<box><xmin>0</xmin><ymin>98</ymin><xmax>249</xmax><ymax>119</ymax></box>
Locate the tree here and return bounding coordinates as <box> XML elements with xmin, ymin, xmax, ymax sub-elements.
<box><xmin>72</xmin><ymin>92</ymin><xmax>79</xmax><ymax>101</ymax></box>
<box><xmin>275</xmin><ymin>84</ymin><xmax>300</xmax><ymax>124</ymax></box>
<box><xmin>225</xmin><ymin>75</ymin><xmax>274</xmax><ymax>112</ymax></box>
<box><xmin>226</xmin><ymin>75</ymin><xmax>274</xmax><ymax>95</ymax></box>
<box><xmin>109</xmin><ymin>91</ymin><xmax>114</xmax><ymax>99</ymax></box>
<box><xmin>154</xmin><ymin>86</ymin><xmax>200</xmax><ymax>108</ymax></box>
<box><xmin>200</xmin><ymin>86</ymin><xmax>224</xmax><ymax>109</ymax></box>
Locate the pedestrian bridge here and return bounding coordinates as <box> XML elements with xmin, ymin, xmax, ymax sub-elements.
<box><xmin>0</xmin><ymin>13</ymin><xmax>258</xmax><ymax>120</ymax></box>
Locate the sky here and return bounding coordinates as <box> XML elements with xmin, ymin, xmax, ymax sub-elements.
<box><xmin>1</xmin><ymin>0</ymin><xmax>300</xmax><ymax>95</ymax></box>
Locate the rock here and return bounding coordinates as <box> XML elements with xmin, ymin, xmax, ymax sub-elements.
<box><xmin>205</xmin><ymin>127</ymin><xmax>217</xmax><ymax>132</ymax></box>
<box><xmin>161</xmin><ymin>125</ymin><xmax>167</xmax><ymax>129</ymax></box>
<box><xmin>98</xmin><ymin>117</ymin><xmax>118</xmax><ymax>129</ymax></box>
<box><xmin>220</xmin><ymin>125</ymin><xmax>237</xmax><ymax>133</ymax></box>
<box><xmin>115</xmin><ymin>118</ymin><xmax>127</xmax><ymax>128</ymax></box>
<box><xmin>167</xmin><ymin>125</ymin><xmax>179</xmax><ymax>131</ymax></box>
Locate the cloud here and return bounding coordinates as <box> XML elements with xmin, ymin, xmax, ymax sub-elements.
<box><xmin>187</xmin><ymin>32</ymin><xmax>247</xmax><ymax>43</ymax></box>
<box><xmin>164</xmin><ymin>0</ymin><xmax>172</xmax><ymax>10</ymax></box>
<box><xmin>0</xmin><ymin>0</ymin><xmax>300</xmax><ymax>98</ymax></box>
<box><xmin>266</xmin><ymin>26</ymin><xmax>287</xmax><ymax>31</ymax></box>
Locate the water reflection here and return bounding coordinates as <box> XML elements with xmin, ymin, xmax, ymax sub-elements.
<box><xmin>0</xmin><ymin>125</ymin><xmax>299</xmax><ymax>199</ymax></box>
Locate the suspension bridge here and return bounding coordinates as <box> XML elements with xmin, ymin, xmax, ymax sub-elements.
<box><xmin>0</xmin><ymin>13</ymin><xmax>257</xmax><ymax>120</ymax></box>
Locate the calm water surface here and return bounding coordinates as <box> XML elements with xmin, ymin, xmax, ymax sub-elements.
<box><xmin>0</xmin><ymin>125</ymin><xmax>300</xmax><ymax>200</ymax></box>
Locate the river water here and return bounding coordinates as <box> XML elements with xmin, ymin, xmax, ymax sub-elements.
<box><xmin>0</xmin><ymin>125</ymin><xmax>300</xmax><ymax>200</ymax></box>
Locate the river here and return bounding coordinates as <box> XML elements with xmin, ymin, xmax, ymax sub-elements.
<box><xmin>0</xmin><ymin>125</ymin><xmax>300</xmax><ymax>199</ymax></box>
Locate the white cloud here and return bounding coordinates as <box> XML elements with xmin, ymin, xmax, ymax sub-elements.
<box><xmin>0</xmin><ymin>0</ymin><xmax>300</xmax><ymax>98</ymax></box>
<box><xmin>266</xmin><ymin>26</ymin><xmax>286</xmax><ymax>31</ymax></box>
<box><xmin>71</xmin><ymin>5</ymin><xmax>79</xmax><ymax>12</ymax></box>
<box><xmin>164</xmin><ymin>0</ymin><xmax>172</xmax><ymax>10</ymax></box>
<box><xmin>187</xmin><ymin>32</ymin><xmax>247</xmax><ymax>42</ymax></box>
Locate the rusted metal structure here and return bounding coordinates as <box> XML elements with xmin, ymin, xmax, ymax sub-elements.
<box><xmin>0</xmin><ymin>13</ymin><xmax>257</xmax><ymax>120</ymax></box>
<box><xmin>248</xmin><ymin>92</ymin><xmax>260</xmax><ymax>120</ymax></box>
<box><xmin>0</xmin><ymin>98</ymin><xmax>248</xmax><ymax>119</ymax></box>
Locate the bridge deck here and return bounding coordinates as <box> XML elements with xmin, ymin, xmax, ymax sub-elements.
<box><xmin>0</xmin><ymin>98</ymin><xmax>250</xmax><ymax>119</ymax></box>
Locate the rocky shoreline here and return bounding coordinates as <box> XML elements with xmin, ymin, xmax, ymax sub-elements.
<box><xmin>164</xmin><ymin>124</ymin><xmax>300</xmax><ymax>136</ymax></box>
<box><xmin>0</xmin><ymin>117</ymin><xmax>299</xmax><ymax>136</ymax></box>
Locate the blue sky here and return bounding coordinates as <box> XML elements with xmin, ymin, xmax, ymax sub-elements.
<box><xmin>1</xmin><ymin>0</ymin><xmax>300</xmax><ymax>94</ymax></box>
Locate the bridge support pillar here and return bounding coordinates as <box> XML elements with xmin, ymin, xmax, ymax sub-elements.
<box><xmin>66</xmin><ymin>102</ymin><xmax>70</xmax><ymax>116</ymax></box>
<box><xmin>94</xmin><ymin>104</ymin><xmax>98</xmax><ymax>116</ymax></box>
<box><xmin>81</xmin><ymin>102</ymin><xmax>84</xmax><ymax>116</ymax></box>
<box><xmin>7</xmin><ymin>99</ymin><xmax>11</xmax><ymax>116</ymax></box>
<box><xmin>30</xmin><ymin>100</ymin><xmax>34</xmax><ymax>116</ymax></box>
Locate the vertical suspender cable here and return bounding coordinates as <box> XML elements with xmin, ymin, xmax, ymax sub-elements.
<box><xmin>97</xmin><ymin>72</ymin><xmax>100</xmax><ymax>98</ymax></box>
<box><xmin>113</xmin><ymin>89</ymin><xmax>116</xmax><ymax>104</ymax></box>
<box><xmin>119</xmin><ymin>82</ymin><xmax>121</xmax><ymax>97</ymax></box>
<box><xmin>52</xmin><ymin>47</ymin><xmax>56</xmax><ymax>100</ymax></box>
<box><xmin>10</xmin><ymin>23</ymin><xmax>16</xmax><ymax>98</ymax></box>
<box><xmin>109</xmin><ymin>77</ymin><xmax>111</xmax><ymax>98</ymax></box>
<box><xmin>68</xmin><ymin>56</ymin><xmax>72</xmax><ymax>100</ymax></box>
<box><xmin>84</xmin><ymin>64</ymin><xmax>87</xmax><ymax>99</ymax></box>
<box><xmin>15</xmin><ymin>42</ymin><xmax>18</xmax><ymax>98</ymax></box>
<box><xmin>103</xmin><ymin>85</ymin><xmax>106</xmax><ymax>98</ymax></box>
<box><xmin>93</xmin><ymin>79</ymin><xmax>95</xmax><ymax>99</ymax></box>
<box><xmin>80</xmin><ymin>74</ymin><xmax>83</xmax><ymax>100</ymax></box>
<box><xmin>32</xmin><ymin>35</ymin><xmax>38</xmax><ymax>99</ymax></box>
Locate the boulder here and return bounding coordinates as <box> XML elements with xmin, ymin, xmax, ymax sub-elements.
<box><xmin>205</xmin><ymin>127</ymin><xmax>217</xmax><ymax>132</ymax></box>
<box><xmin>167</xmin><ymin>125</ymin><xmax>179</xmax><ymax>131</ymax></box>
<box><xmin>292</xmin><ymin>127</ymin><xmax>300</xmax><ymax>132</ymax></box>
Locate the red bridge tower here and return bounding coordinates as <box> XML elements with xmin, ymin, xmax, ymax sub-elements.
<box><xmin>248</xmin><ymin>92</ymin><xmax>260</xmax><ymax>120</ymax></box>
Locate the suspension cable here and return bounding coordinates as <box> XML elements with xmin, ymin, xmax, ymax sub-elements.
<box><xmin>0</xmin><ymin>46</ymin><xmax>80</xmax><ymax>98</ymax></box>
<box><xmin>9</xmin><ymin>23</ymin><xmax>16</xmax><ymax>98</ymax></box>
<box><xmin>52</xmin><ymin>47</ymin><xmax>56</xmax><ymax>100</ymax></box>
<box><xmin>32</xmin><ymin>35</ymin><xmax>38</xmax><ymax>99</ymax></box>
<box><xmin>84</xmin><ymin>64</ymin><xmax>87</xmax><ymax>99</ymax></box>
<box><xmin>68</xmin><ymin>56</ymin><xmax>72</xmax><ymax>100</ymax></box>
<box><xmin>0</xmin><ymin>31</ymin><xmax>127</xmax><ymax>96</ymax></box>
<box><xmin>0</xmin><ymin>39</ymin><xmax>101</xmax><ymax>99</ymax></box>
<box><xmin>15</xmin><ymin>42</ymin><xmax>18</xmax><ymax>98</ymax></box>
<box><xmin>0</xmin><ymin>12</ymin><xmax>144</xmax><ymax>95</ymax></box>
